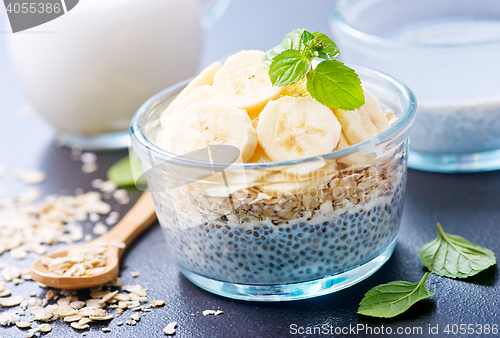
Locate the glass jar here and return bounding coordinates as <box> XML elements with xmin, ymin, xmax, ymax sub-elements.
<box><xmin>130</xmin><ymin>66</ymin><xmax>417</xmax><ymax>301</ymax></box>
<box><xmin>331</xmin><ymin>0</ymin><xmax>500</xmax><ymax>172</ymax></box>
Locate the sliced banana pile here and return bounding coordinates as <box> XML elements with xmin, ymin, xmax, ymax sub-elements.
<box><xmin>157</xmin><ymin>50</ymin><xmax>394</xmax><ymax>194</ymax></box>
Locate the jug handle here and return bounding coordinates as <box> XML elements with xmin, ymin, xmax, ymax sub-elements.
<box><xmin>199</xmin><ymin>0</ymin><xmax>231</xmax><ymax>29</ymax></box>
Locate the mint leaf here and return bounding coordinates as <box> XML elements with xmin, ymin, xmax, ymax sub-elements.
<box><xmin>418</xmin><ymin>223</ymin><xmax>496</xmax><ymax>279</ymax></box>
<box><xmin>358</xmin><ymin>272</ymin><xmax>435</xmax><ymax>318</ymax></box>
<box><xmin>107</xmin><ymin>155</ymin><xmax>147</xmax><ymax>187</ymax></box>
<box><xmin>262</xmin><ymin>28</ymin><xmax>304</xmax><ymax>69</ymax></box>
<box><xmin>307</xmin><ymin>60</ymin><xmax>364</xmax><ymax>110</ymax></box>
<box><xmin>313</xmin><ymin>32</ymin><xmax>339</xmax><ymax>59</ymax></box>
<box><xmin>299</xmin><ymin>29</ymin><xmax>315</xmax><ymax>52</ymax></box>
<box><xmin>269</xmin><ymin>50</ymin><xmax>311</xmax><ymax>86</ymax></box>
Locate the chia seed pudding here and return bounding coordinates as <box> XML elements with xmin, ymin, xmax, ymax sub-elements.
<box><xmin>145</xmin><ymin>150</ymin><xmax>406</xmax><ymax>284</ymax></box>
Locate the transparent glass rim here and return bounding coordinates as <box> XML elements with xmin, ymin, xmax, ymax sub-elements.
<box><xmin>130</xmin><ymin>64</ymin><xmax>417</xmax><ymax>170</ymax></box>
<box><xmin>331</xmin><ymin>0</ymin><xmax>500</xmax><ymax>48</ymax></box>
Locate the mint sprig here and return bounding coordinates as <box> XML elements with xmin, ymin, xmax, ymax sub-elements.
<box><xmin>263</xmin><ymin>29</ymin><xmax>364</xmax><ymax>111</ymax></box>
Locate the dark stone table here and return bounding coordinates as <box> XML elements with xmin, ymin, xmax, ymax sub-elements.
<box><xmin>1</xmin><ymin>1</ymin><xmax>498</xmax><ymax>337</ymax></box>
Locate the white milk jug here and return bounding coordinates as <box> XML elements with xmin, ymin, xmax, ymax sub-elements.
<box><xmin>6</xmin><ymin>0</ymin><xmax>229</xmax><ymax>149</ymax></box>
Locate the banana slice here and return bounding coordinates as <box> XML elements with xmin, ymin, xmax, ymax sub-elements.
<box><xmin>363</xmin><ymin>90</ymin><xmax>390</xmax><ymax>131</ymax></box>
<box><xmin>160</xmin><ymin>61</ymin><xmax>221</xmax><ymax>127</ymax></box>
<box><xmin>335</xmin><ymin>132</ymin><xmax>370</xmax><ymax>168</ymax></box>
<box><xmin>174</xmin><ymin>85</ymin><xmax>214</xmax><ymax>114</ymax></box>
<box><xmin>202</xmin><ymin>168</ymin><xmax>262</xmax><ymax>197</ymax></box>
<box><xmin>247</xmin><ymin>143</ymin><xmax>271</xmax><ymax>163</ymax></box>
<box><xmin>257</xmin><ymin>96</ymin><xmax>342</xmax><ymax>162</ymax></box>
<box><xmin>162</xmin><ymin>102</ymin><xmax>257</xmax><ymax>162</ymax></box>
<box><xmin>212</xmin><ymin>50</ymin><xmax>283</xmax><ymax>111</ymax></box>
<box><xmin>333</xmin><ymin>89</ymin><xmax>390</xmax><ymax>145</ymax></box>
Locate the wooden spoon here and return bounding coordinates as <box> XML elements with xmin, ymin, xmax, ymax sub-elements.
<box><xmin>31</xmin><ymin>192</ymin><xmax>157</xmax><ymax>290</ymax></box>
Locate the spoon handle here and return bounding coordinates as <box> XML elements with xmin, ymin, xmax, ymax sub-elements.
<box><xmin>100</xmin><ymin>192</ymin><xmax>157</xmax><ymax>253</ymax></box>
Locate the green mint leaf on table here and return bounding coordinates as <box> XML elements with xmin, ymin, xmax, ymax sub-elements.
<box><xmin>307</xmin><ymin>60</ymin><xmax>364</xmax><ymax>111</ymax></box>
<box><xmin>107</xmin><ymin>155</ymin><xmax>147</xmax><ymax>187</ymax></box>
<box><xmin>263</xmin><ymin>29</ymin><xmax>364</xmax><ymax>110</ymax></box>
<box><xmin>357</xmin><ymin>272</ymin><xmax>434</xmax><ymax>318</ymax></box>
<box><xmin>269</xmin><ymin>50</ymin><xmax>311</xmax><ymax>86</ymax></box>
<box><xmin>418</xmin><ymin>223</ymin><xmax>496</xmax><ymax>279</ymax></box>
<box><xmin>262</xmin><ymin>28</ymin><xmax>304</xmax><ymax>69</ymax></box>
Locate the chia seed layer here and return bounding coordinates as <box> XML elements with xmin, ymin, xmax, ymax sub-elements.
<box><xmin>162</xmin><ymin>195</ymin><xmax>403</xmax><ymax>284</ymax></box>
<box><xmin>147</xmin><ymin>150</ymin><xmax>407</xmax><ymax>285</ymax></box>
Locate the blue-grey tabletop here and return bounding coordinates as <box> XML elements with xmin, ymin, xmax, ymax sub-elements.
<box><xmin>0</xmin><ymin>1</ymin><xmax>499</xmax><ymax>337</ymax></box>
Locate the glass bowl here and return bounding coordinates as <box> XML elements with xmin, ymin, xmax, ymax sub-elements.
<box><xmin>130</xmin><ymin>65</ymin><xmax>417</xmax><ymax>301</ymax></box>
<box><xmin>330</xmin><ymin>0</ymin><xmax>500</xmax><ymax>173</ymax></box>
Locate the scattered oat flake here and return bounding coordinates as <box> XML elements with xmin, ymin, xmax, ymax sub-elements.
<box><xmin>117</xmin><ymin>322</ymin><xmax>124</xmax><ymax>326</ymax></box>
<box><xmin>163</xmin><ymin>321</ymin><xmax>177</xmax><ymax>335</ymax></box>
<box><xmin>39</xmin><ymin>323</ymin><xmax>52</xmax><ymax>332</ymax></box>
<box><xmin>33</xmin><ymin>308</ymin><xmax>55</xmax><ymax>322</ymax></box>
<box><xmin>131</xmin><ymin>271</ymin><xmax>139</xmax><ymax>278</ymax></box>
<box><xmin>102</xmin><ymin>327</ymin><xmax>111</xmax><ymax>332</ymax></box>
<box><xmin>15</xmin><ymin>321</ymin><xmax>32</xmax><ymax>328</ymax></box>
<box><xmin>93</xmin><ymin>222</ymin><xmax>108</xmax><ymax>235</ymax></box>
<box><xmin>89</xmin><ymin>212</ymin><xmax>100</xmax><ymax>222</ymax></box>
<box><xmin>202</xmin><ymin>309</ymin><xmax>223</xmax><ymax>316</ymax></box>
<box><xmin>82</xmin><ymin>162</ymin><xmax>98</xmax><ymax>173</ymax></box>
<box><xmin>0</xmin><ymin>295</ymin><xmax>24</xmax><ymax>307</ymax></box>
<box><xmin>0</xmin><ymin>290</ymin><xmax>12</xmax><ymax>297</ymax></box>
<box><xmin>80</xmin><ymin>152</ymin><xmax>97</xmax><ymax>164</ymax></box>
<box><xmin>151</xmin><ymin>300</ymin><xmax>165</xmax><ymax>307</ymax></box>
<box><xmin>99</xmin><ymin>290</ymin><xmax>119</xmax><ymax>304</ymax></box>
<box><xmin>0</xmin><ymin>312</ymin><xmax>19</xmax><ymax>326</ymax></box>
<box><xmin>78</xmin><ymin>317</ymin><xmax>93</xmax><ymax>325</ymax></box>
<box><xmin>16</xmin><ymin>169</ymin><xmax>46</xmax><ymax>184</ymax></box>
<box><xmin>131</xmin><ymin>313</ymin><xmax>141</xmax><ymax>321</ymax></box>
<box><xmin>10</xmin><ymin>247</ymin><xmax>28</xmax><ymax>259</ymax></box>
<box><xmin>100</xmin><ymin>181</ymin><xmax>117</xmax><ymax>193</ymax></box>
<box><xmin>70</xmin><ymin>301</ymin><xmax>85</xmax><ymax>309</ymax></box>
<box><xmin>89</xmin><ymin>314</ymin><xmax>114</xmax><ymax>321</ymax></box>
<box><xmin>45</xmin><ymin>289</ymin><xmax>58</xmax><ymax>301</ymax></box>
<box><xmin>64</xmin><ymin>315</ymin><xmax>83</xmax><ymax>322</ymax></box>
<box><xmin>2</xmin><ymin>266</ymin><xmax>21</xmax><ymax>281</ymax></box>
<box><xmin>123</xmin><ymin>285</ymin><xmax>147</xmax><ymax>297</ymax></box>
<box><xmin>27</xmin><ymin>326</ymin><xmax>40</xmax><ymax>338</ymax></box>
<box><xmin>71</xmin><ymin>321</ymin><xmax>90</xmax><ymax>330</ymax></box>
<box><xmin>91</xmin><ymin>178</ymin><xmax>103</xmax><ymax>189</ymax></box>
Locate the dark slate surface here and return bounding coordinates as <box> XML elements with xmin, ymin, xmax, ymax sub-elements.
<box><xmin>1</xmin><ymin>1</ymin><xmax>499</xmax><ymax>337</ymax></box>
